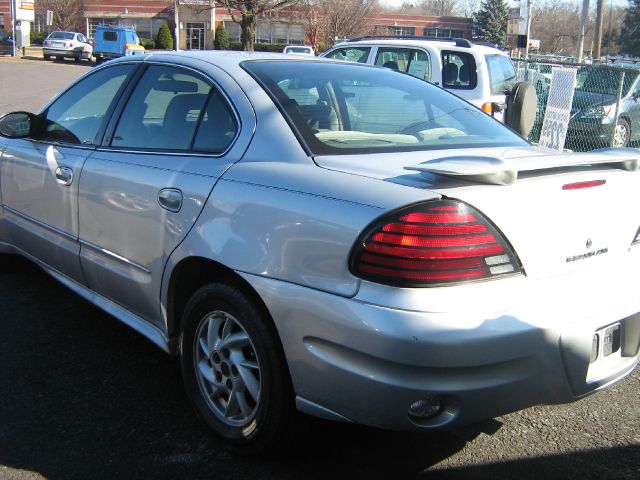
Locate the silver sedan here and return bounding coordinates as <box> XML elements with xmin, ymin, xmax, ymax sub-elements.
<box><xmin>0</xmin><ymin>52</ymin><xmax>639</xmax><ymax>451</ymax></box>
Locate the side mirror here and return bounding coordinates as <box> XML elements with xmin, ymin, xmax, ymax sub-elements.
<box><xmin>0</xmin><ymin>112</ymin><xmax>36</xmax><ymax>138</ymax></box>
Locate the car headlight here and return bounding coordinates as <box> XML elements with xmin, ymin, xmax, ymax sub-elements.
<box><xmin>581</xmin><ymin>105</ymin><xmax>613</xmax><ymax>119</ymax></box>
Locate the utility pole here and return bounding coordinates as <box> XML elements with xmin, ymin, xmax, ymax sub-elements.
<box><xmin>523</xmin><ymin>0</ymin><xmax>533</xmax><ymax>59</ymax></box>
<box><xmin>594</xmin><ymin>0</ymin><xmax>605</xmax><ymax>60</ymax></box>
<box><xmin>576</xmin><ymin>0</ymin><xmax>590</xmax><ymax>63</ymax></box>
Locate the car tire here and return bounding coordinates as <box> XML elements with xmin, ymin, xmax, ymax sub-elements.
<box><xmin>74</xmin><ymin>52</ymin><xmax>81</xmax><ymax>63</ymax></box>
<box><xmin>43</xmin><ymin>54</ymin><xmax>51</xmax><ymax>60</ymax></box>
<box><xmin>505</xmin><ymin>81</ymin><xmax>537</xmax><ymax>138</ymax></box>
<box><xmin>612</xmin><ymin>118</ymin><xmax>630</xmax><ymax>148</ymax></box>
<box><xmin>180</xmin><ymin>282</ymin><xmax>295</xmax><ymax>452</ymax></box>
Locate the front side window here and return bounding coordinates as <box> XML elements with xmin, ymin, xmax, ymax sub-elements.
<box><xmin>485</xmin><ymin>54</ymin><xmax>517</xmax><ymax>94</ymax></box>
<box><xmin>323</xmin><ymin>47</ymin><xmax>371</xmax><ymax>64</ymax></box>
<box><xmin>38</xmin><ymin>64</ymin><xmax>135</xmax><ymax>145</ymax></box>
<box><xmin>374</xmin><ymin>47</ymin><xmax>430</xmax><ymax>81</ymax></box>
<box><xmin>112</xmin><ymin>65</ymin><xmax>237</xmax><ymax>153</ymax></box>
<box><xmin>244</xmin><ymin>61</ymin><xmax>526</xmax><ymax>155</ymax></box>
<box><xmin>441</xmin><ymin>51</ymin><xmax>476</xmax><ymax>89</ymax></box>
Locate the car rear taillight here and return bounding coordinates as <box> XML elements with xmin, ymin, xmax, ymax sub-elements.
<box><xmin>350</xmin><ymin>199</ymin><xmax>522</xmax><ymax>287</ymax></box>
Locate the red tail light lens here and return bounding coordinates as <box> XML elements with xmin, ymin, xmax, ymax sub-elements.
<box><xmin>350</xmin><ymin>200</ymin><xmax>522</xmax><ymax>286</ymax></box>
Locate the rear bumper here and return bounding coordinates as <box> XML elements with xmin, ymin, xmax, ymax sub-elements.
<box><xmin>42</xmin><ymin>47</ymin><xmax>91</xmax><ymax>58</ymax></box>
<box><xmin>240</xmin><ymin>251</ymin><xmax>640</xmax><ymax>431</ymax></box>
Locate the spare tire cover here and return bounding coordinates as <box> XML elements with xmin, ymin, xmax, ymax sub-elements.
<box><xmin>505</xmin><ymin>81</ymin><xmax>537</xmax><ymax>138</ymax></box>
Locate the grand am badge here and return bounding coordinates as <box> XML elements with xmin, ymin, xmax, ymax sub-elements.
<box><xmin>566</xmin><ymin>247</ymin><xmax>608</xmax><ymax>263</ymax></box>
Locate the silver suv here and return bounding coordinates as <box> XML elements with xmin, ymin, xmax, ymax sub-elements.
<box><xmin>321</xmin><ymin>37</ymin><xmax>527</xmax><ymax>127</ymax></box>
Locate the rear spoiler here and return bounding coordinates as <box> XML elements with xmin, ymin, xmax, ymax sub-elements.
<box><xmin>405</xmin><ymin>148</ymin><xmax>640</xmax><ymax>186</ymax></box>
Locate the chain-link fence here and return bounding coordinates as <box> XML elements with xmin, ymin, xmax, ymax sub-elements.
<box><xmin>512</xmin><ymin>59</ymin><xmax>640</xmax><ymax>152</ymax></box>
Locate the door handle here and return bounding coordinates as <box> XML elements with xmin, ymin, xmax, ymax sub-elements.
<box><xmin>55</xmin><ymin>166</ymin><xmax>74</xmax><ymax>186</ymax></box>
<box><xmin>158</xmin><ymin>188</ymin><xmax>183</xmax><ymax>213</ymax></box>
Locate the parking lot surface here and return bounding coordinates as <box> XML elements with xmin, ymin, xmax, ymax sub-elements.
<box><xmin>0</xmin><ymin>57</ymin><xmax>638</xmax><ymax>480</ymax></box>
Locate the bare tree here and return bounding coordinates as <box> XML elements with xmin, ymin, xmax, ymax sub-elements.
<box><xmin>456</xmin><ymin>0</ymin><xmax>479</xmax><ymax>17</ymax></box>
<box><xmin>531</xmin><ymin>0</ymin><xmax>581</xmax><ymax>53</ymax></box>
<box><xmin>37</xmin><ymin>0</ymin><xmax>86</xmax><ymax>32</ymax></box>
<box><xmin>419</xmin><ymin>0</ymin><xmax>458</xmax><ymax>17</ymax></box>
<box><xmin>317</xmin><ymin>0</ymin><xmax>380</xmax><ymax>46</ymax></box>
<box><xmin>219</xmin><ymin>0</ymin><xmax>301</xmax><ymax>51</ymax></box>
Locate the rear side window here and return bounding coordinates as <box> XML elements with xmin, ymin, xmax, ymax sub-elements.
<box><xmin>103</xmin><ymin>31</ymin><xmax>117</xmax><ymax>42</ymax></box>
<box><xmin>485</xmin><ymin>54</ymin><xmax>516</xmax><ymax>94</ymax></box>
<box><xmin>112</xmin><ymin>65</ymin><xmax>237</xmax><ymax>153</ymax></box>
<box><xmin>441</xmin><ymin>51</ymin><xmax>476</xmax><ymax>89</ymax></box>
<box><xmin>374</xmin><ymin>47</ymin><xmax>430</xmax><ymax>81</ymax></box>
<box><xmin>112</xmin><ymin>65</ymin><xmax>211</xmax><ymax>150</ymax></box>
<box><xmin>324</xmin><ymin>47</ymin><xmax>371</xmax><ymax>63</ymax></box>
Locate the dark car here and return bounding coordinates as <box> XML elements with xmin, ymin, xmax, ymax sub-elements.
<box><xmin>566</xmin><ymin>64</ymin><xmax>640</xmax><ymax>150</ymax></box>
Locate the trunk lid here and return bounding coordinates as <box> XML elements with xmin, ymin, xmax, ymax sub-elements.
<box><xmin>315</xmin><ymin>146</ymin><xmax>640</xmax><ymax>279</ymax></box>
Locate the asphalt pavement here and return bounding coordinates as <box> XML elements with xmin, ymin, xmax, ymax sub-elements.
<box><xmin>0</xmin><ymin>56</ymin><xmax>638</xmax><ymax>480</ymax></box>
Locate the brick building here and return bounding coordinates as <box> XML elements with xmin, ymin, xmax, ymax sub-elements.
<box><xmin>0</xmin><ymin>1</ymin><xmax>472</xmax><ymax>50</ymax></box>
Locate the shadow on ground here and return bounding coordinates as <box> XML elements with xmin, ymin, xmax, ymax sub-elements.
<box><xmin>0</xmin><ymin>256</ymin><xmax>637</xmax><ymax>479</ymax></box>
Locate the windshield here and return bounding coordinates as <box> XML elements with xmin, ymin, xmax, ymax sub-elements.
<box><xmin>48</xmin><ymin>32</ymin><xmax>75</xmax><ymax>40</ymax></box>
<box><xmin>577</xmin><ymin>67</ymin><xmax>638</xmax><ymax>96</ymax></box>
<box><xmin>243</xmin><ymin>60</ymin><xmax>527</xmax><ymax>155</ymax></box>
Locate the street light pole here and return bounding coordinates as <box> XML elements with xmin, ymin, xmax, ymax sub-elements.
<box><xmin>10</xmin><ymin>0</ymin><xmax>17</xmax><ymax>57</ymax></box>
<box><xmin>174</xmin><ymin>0</ymin><xmax>180</xmax><ymax>50</ymax></box>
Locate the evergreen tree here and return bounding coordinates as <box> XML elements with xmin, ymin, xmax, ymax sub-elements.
<box><xmin>474</xmin><ymin>0</ymin><xmax>509</xmax><ymax>49</ymax></box>
<box><xmin>619</xmin><ymin>0</ymin><xmax>640</xmax><ymax>56</ymax></box>
<box><xmin>214</xmin><ymin>24</ymin><xmax>231</xmax><ymax>50</ymax></box>
<box><xmin>156</xmin><ymin>23</ymin><xmax>174</xmax><ymax>50</ymax></box>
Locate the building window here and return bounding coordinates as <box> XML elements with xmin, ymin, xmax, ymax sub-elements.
<box><xmin>424</xmin><ymin>28</ymin><xmax>464</xmax><ymax>39</ymax></box>
<box><xmin>387</xmin><ymin>26</ymin><xmax>416</xmax><ymax>37</ymax></box>
<box><xmin>88</xmin><ymin>18</ymin><xmax>118</xmax><ymax>39</ymax></box>
<box><xmin>224</xmin><ymin>22</ymin><xmax>241</xmax><ymax>42</ymax></box>
<box><xmin>0</xmin><ymin>14</ymin><xmax>4</xmax><ymax>28</ymax></box>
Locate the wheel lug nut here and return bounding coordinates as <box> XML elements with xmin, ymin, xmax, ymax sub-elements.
<box><xmin>231</xmin><ymin>365</ymin><xmax>239</xmax><ymax>376</ymax></box>
<box><xmin>212</xmin><ymin>352</ymin><xmax>220</xmax><ymax>364</ymax></box>
<box><xmin>221</xmin><ymin>348</ymin><xmax>230</xmax><ymax>359</ymax></box>
<box><xmin>215</xmin><ymin>371</ymin><xmax>222</xmax><ymax>382</ymax></box>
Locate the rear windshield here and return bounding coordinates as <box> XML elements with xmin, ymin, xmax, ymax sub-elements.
<box><xmin>485</xmin><ymin>54</ymin><xmax>516</xmax><ymax>95</ymax></box>
<box><xmin>286</xmin><ymin>47</ymin><xmax>312</xmax><ymax>54</ymax></box>
<box><xmin>103</xmin><ymin>31</ymin><xmax>118</xmax><ymax>41</ymax></box>
<box><xmin>243</xmin><ymin>60</ymin><xmax>527</xmax><ymax>155</ymax></box>
<box><xmin>48</xmin><ymin>32</ymin><xmax>75</xmax><ymax>40</ymax></box>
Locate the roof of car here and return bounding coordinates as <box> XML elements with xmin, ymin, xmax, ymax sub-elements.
<box><xmin>331</xmin><ymin>37</ymin><xmax>507</xmax><ymax>55</ymax></box>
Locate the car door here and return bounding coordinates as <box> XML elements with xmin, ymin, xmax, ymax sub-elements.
<box><xmin>77</xmin><ymin>59</ymin><xmax>253</xmax><ymax>328</ymax></box>
<box><xmin>373</xmin><ymin>46</ymin><xmax>431</xmax><ymax>81</ymax></box>
<box><xmin>0</xmin><ymin>64</ymin><xmax>137</xmax><ymax>282</ymax></box>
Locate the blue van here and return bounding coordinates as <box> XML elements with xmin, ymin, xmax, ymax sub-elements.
<box><xmin>93</xmin><ymin>26</ymin><xmax>144</xmax><ymax>63</ymax></box>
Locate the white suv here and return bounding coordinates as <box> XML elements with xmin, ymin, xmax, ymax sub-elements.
<box><xmin>321</xmin><ymin>37</ymin><xmax>521</xmax><ymax>123</ymax></box>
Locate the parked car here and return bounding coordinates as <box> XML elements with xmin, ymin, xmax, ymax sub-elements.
<box><xmin>93</xmin><ymin>26</ymin><xmax>144</xmax><ymax>63</ymax></box>
<box><xmin>320</xmin><ymin>36</ymin><xmax>535</xmax><ymax>132</ymax></box>
<box><xmin>0</xmin><ymin>52</ymin><xmax>639</xmax><ymax>451</ymax></box>
<box><xmin>566</xmin><ymin>64</ymin><xmax>640</xmax><ymax>150</ymax></box>
<box><xmin>43</xmin><ymin>31</ymin><xmax>93</xmax><ymax>62</ymax></box>
<box><xmin>283</xmin><ymin>45</ymin><xmax>314</xmax><ymax>55</ymax></box>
